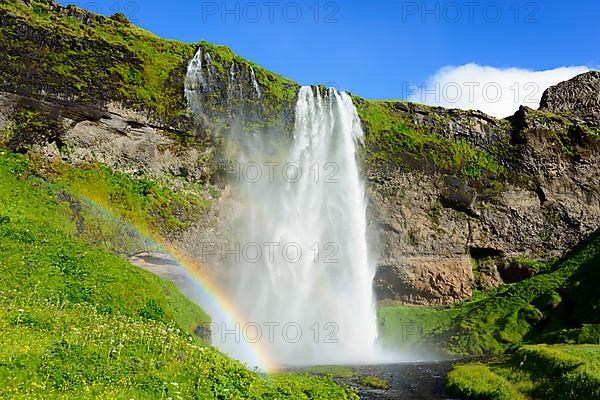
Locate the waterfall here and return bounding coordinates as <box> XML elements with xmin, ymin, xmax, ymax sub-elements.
<box><xmin>185</xmin><ymin>47</ymin><xmax>262</xmax><ymax>126</ymax></box>
<box><xmin>249</xmin><ymin>67</ymin><xmax>262</xmax><ymax>99</ymax></box>
<box><xmin>186</xmin><ymin>54</ymin><xmax>378</xmax><ymax>366</ymax></box>
<box><xmin>185</xmin><ymin>49</ymin><xmax>210</xmax><ymax>121</ymax></box>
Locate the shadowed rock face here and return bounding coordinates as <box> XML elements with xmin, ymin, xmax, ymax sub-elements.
<box><xmin>369</xmin><ymin>73</ymin><xmax>600</xmax><ymax>304</ymax></box>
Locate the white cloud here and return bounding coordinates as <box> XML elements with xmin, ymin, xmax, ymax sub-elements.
<box><xmin>406</xmin><ymin>64</ymin><xmax>590</xmax><ymax>118</ymax></box>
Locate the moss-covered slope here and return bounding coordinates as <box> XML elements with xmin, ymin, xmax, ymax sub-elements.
<box><xmin>0</xmin><ymin>149</ymin><xmax>357</xmax><ymax>399</ymax></box>
<box><xmin>379</xmin><ymin>227</ymin><xmax>600</xmax><ymax>356</ymax></box>
<box><xmin>0</xmin><ymin>0</ymin><xmax>298</xmax><ymax>132</ymax></box>
<box><xmin>0</xmin><ymin>151</ymin><xmax>210</xmax><ymax>332</ymax></box>
<box><xmin>446</xmin><ymin>344</ymin><xmax>600</xmax><ymax>400</ymax></box>
<box><xmin>355</xmin><ymin>98</ymin><xmax>509</xmax><ymax>182</ymax></box>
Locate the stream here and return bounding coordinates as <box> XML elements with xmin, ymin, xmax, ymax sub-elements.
<box><xmin>293</xmin><ymin>361</ymin><xmax>460</xmax><ymax>400</ymax></box>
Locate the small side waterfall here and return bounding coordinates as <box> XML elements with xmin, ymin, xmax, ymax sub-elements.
<box><xmin>184</xmin><ymin>48</ymin><xmax>210</xmax><ymax>123</ymax></box>
<box><xmin>186</xmin><ymin>52</ymin><xmax>378</xmax><ymax>366</ymax></box>
<box><xmin>184</xmin><ymin>47</ymin><xmax>263</xmax><ymax>126</ymax></box>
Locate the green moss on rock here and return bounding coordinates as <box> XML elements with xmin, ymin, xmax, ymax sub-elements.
<box><xmin>355</xmin><ymin>98</ymin><xmax>507</xmax><ymax>183</ymax></box>
<box><xmin>447</xmin><ymin>344</ymin><xmax>600</xmax><ymax>400</ymax></box>
<box><xmin>379</xmin><ymin>229</ymin><xmax>600</xmax><ymax>356</ymax></box>
<box><xmin>0</xmin><ymin>106</ymin><xmax>65</xmax><ymax>153</ymax></box>
<box><xmin>0</xmin><ymin>0</ymin><xmax>194</xmax><ymax>128</ymax></box>
<box><xmin>0</xmin><ymin>1</ymin><xmax>300</xmax><ymax>136</ymax></box>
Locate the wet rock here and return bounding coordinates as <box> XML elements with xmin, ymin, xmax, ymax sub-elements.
<box><xmin>497</xmin><ymin>259</ymin><xmax>537</xmax><ymax>283</ymax></box>
<box><xmin>374</xmin><ymin>256</ymin><xmax>473</xmax><ymax>305</ymax></box>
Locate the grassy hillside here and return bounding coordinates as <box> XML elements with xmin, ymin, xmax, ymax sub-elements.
<box><xmin>0</xmin><ymin>0</ymin><xmax>298</xmax><ymax>131</ymax></box>
<box><xmin>446</xmin><ymin>344</ymin><xmax>600</xmax><ymax>400</ymax></box>
<box><xmin>379</xmin><ymin>216</ymin><xmax>600</xmax><ymax>399</ymax></box>
<box><xmin>355</xmin><ymin>99</ymin><xmax>508</xmax><ymax>182</ymax></box>
<box><xmin>379</xmin><ymin>228</ymin><xmax>600</xmax><ymax>356</ymax></box>
<box><xmin>0</xmin><ymin>150</ymin><xmax>357</xmax><ymax>399</ymax></box>
<box><xmin>2</xmin><ymin>1</ymin><xmax>599</xmax><ymax>398</ymax></box>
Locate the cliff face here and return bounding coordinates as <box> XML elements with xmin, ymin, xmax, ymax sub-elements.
<box><xmin>0</xmin><ymin>0</ymin><xmax>300</xmax><ymax>275</ymax></box>
<box><xmin>364</xmin><ymin>97</ymin><xmax>600</xmax><ymax>304</ymax></box>
<box><xmin>0</xmin><ymin>0</ymin><xmax>298</xmax><ymax>131</ymax></box>
<box><xmin>540</xmin><ymin>70</ymin><xmax>600</xmax><ymax>123</ymax></box>
<box><xmin>2</xmin><ymin>0</ymin><xmax>600</xmax><ymax>305</ymax></box>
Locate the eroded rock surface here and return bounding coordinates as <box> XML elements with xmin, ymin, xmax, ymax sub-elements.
<box><xmin>540</xmin><ymin>70</ymin><xmax>600</xmax><ymax>122</ymax></box>
<box><xmin>368</xmin><ymin>72</ymin><xmax>600</xmax><ymax>304</ymax></box>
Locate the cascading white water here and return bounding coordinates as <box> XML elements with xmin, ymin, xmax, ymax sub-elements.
<box><xmin>184</xmin><ymin>49</ymin><xmax>209</xmax><ymax>125</ymax></box>
<box><xmin>186</xmin><ymin>53</ymin><xmax>378</xmax><ymax>366</ymax></box>
<box><xmin>223</xmin><ymin>86</ymin><xmax>378</xmax><ymax>366</ymax></box>
<box><xmin>184</xmin><ymin>47</ymin><xmax>262</xmax><ymax>125</ymax></box>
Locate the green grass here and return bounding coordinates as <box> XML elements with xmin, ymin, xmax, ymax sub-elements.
<box><xmin>0</xmin><ymin>150</ymin><xmax>358</xmax><ymax>398</ymax></box>
<box><xmin>447</xmin><ymin>344</ymin><xmax>600</xmax><ymax>400</ymax></box>
<box><xmin>36</xmin><ymin>157</ymin><xmax>210</xmax><ymax>239</ymax></box>
<box><xmin>307</xmin><ymin>365</ymin><xmax>356</xmax><ymax>379</ymax></box>
<box><xmin>0</xmin><ymin>299</ymin><xmax>357</xmax><ymax>399</ymax></box>
<box><xmin>446</xmin><ymin>363</ymin><xmax>525</xmax><ymax>400</ymax></box>
<box><xmin>378</xmin><ymin>304</ymin><xmax>460</xmax><ymax>351</ymax></box>
<box><xmin>0</xmin><ymin>0</ymin><xmax>299</xmax><ymax>131</ymax></box>
<box><xmin>359</xmin><ymin>376</ymin><xmax>390</xmax><ymax>390</ymax></box>
<box><xmin>355</xmin><ymin>99</ymin><xmax>507</xmax><ymax>181</ymax></box>
<box><xmin>378</xmin><ymin>227</ymin><xmax>600</xmax><ymax>356</ymax></box>
<box><xmin>510</xmin><ymin>344</ymin><xmax>600</xmax><ymax>399</ymax></box>
<box><xmin>0</xmin><ymin>151</ymin><xmax>209</xmax><ymax>333</ymax></box>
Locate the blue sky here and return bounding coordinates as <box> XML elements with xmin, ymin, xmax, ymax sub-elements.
<box><xmin>60</xmin><ymin>0</ymin><xmax>599</xmax><ymax>112</ymax></box>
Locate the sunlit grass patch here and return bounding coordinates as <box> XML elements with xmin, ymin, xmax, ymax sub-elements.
<box><xmin>359</xmin><ymin>375</ymin><xmax>390</xmax><ymax>390</ymax></box>
<box><xmin>0</xmin><ymin>149</ymin><xmax>359</xmax><ymax>398</ymax></box>
<box><xmin>446</xmin><ymin>344</ymin><xmax>600</xmax><ymax>400</ymax></box>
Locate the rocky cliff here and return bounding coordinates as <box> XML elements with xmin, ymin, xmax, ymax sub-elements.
<box><xmin>364</xmin><ymin>96</ymin><xmax>600</xmax><ymax>304</ymax></box>
<box><xmin>0</xmin><ymin>0</ymin><xmax>297</xmax><ymax>255</ymax></box>
<box><xmin>2</xmin><ymin>0</ymin><xmax>599</xmax><ymax>305</ymax></box>
<box><xmin>540</xmin><ymin>70</ymin><xmax>600</xmax><ymax>122</ymax></box>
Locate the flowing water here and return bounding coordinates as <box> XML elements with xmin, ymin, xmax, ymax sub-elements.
<box><xmin>292</xmin><ymin>362</ymin><xmax>459</xmax><ymax>400</ymax></box>
<box><xmin>186</xmin><ymin>51</ymin><xmax>379</xmax><ymax>367</ymax></box>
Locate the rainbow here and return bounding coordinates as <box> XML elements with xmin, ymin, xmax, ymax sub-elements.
<box><xmin>71</xmin><ymin>193</ymin><xmax>278</xmax><ymax>373</ymax></box>
<box><xmin>157</xmin><ymin>241</ymin><xmax>278</xmax><ymax>372</ymax></box>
